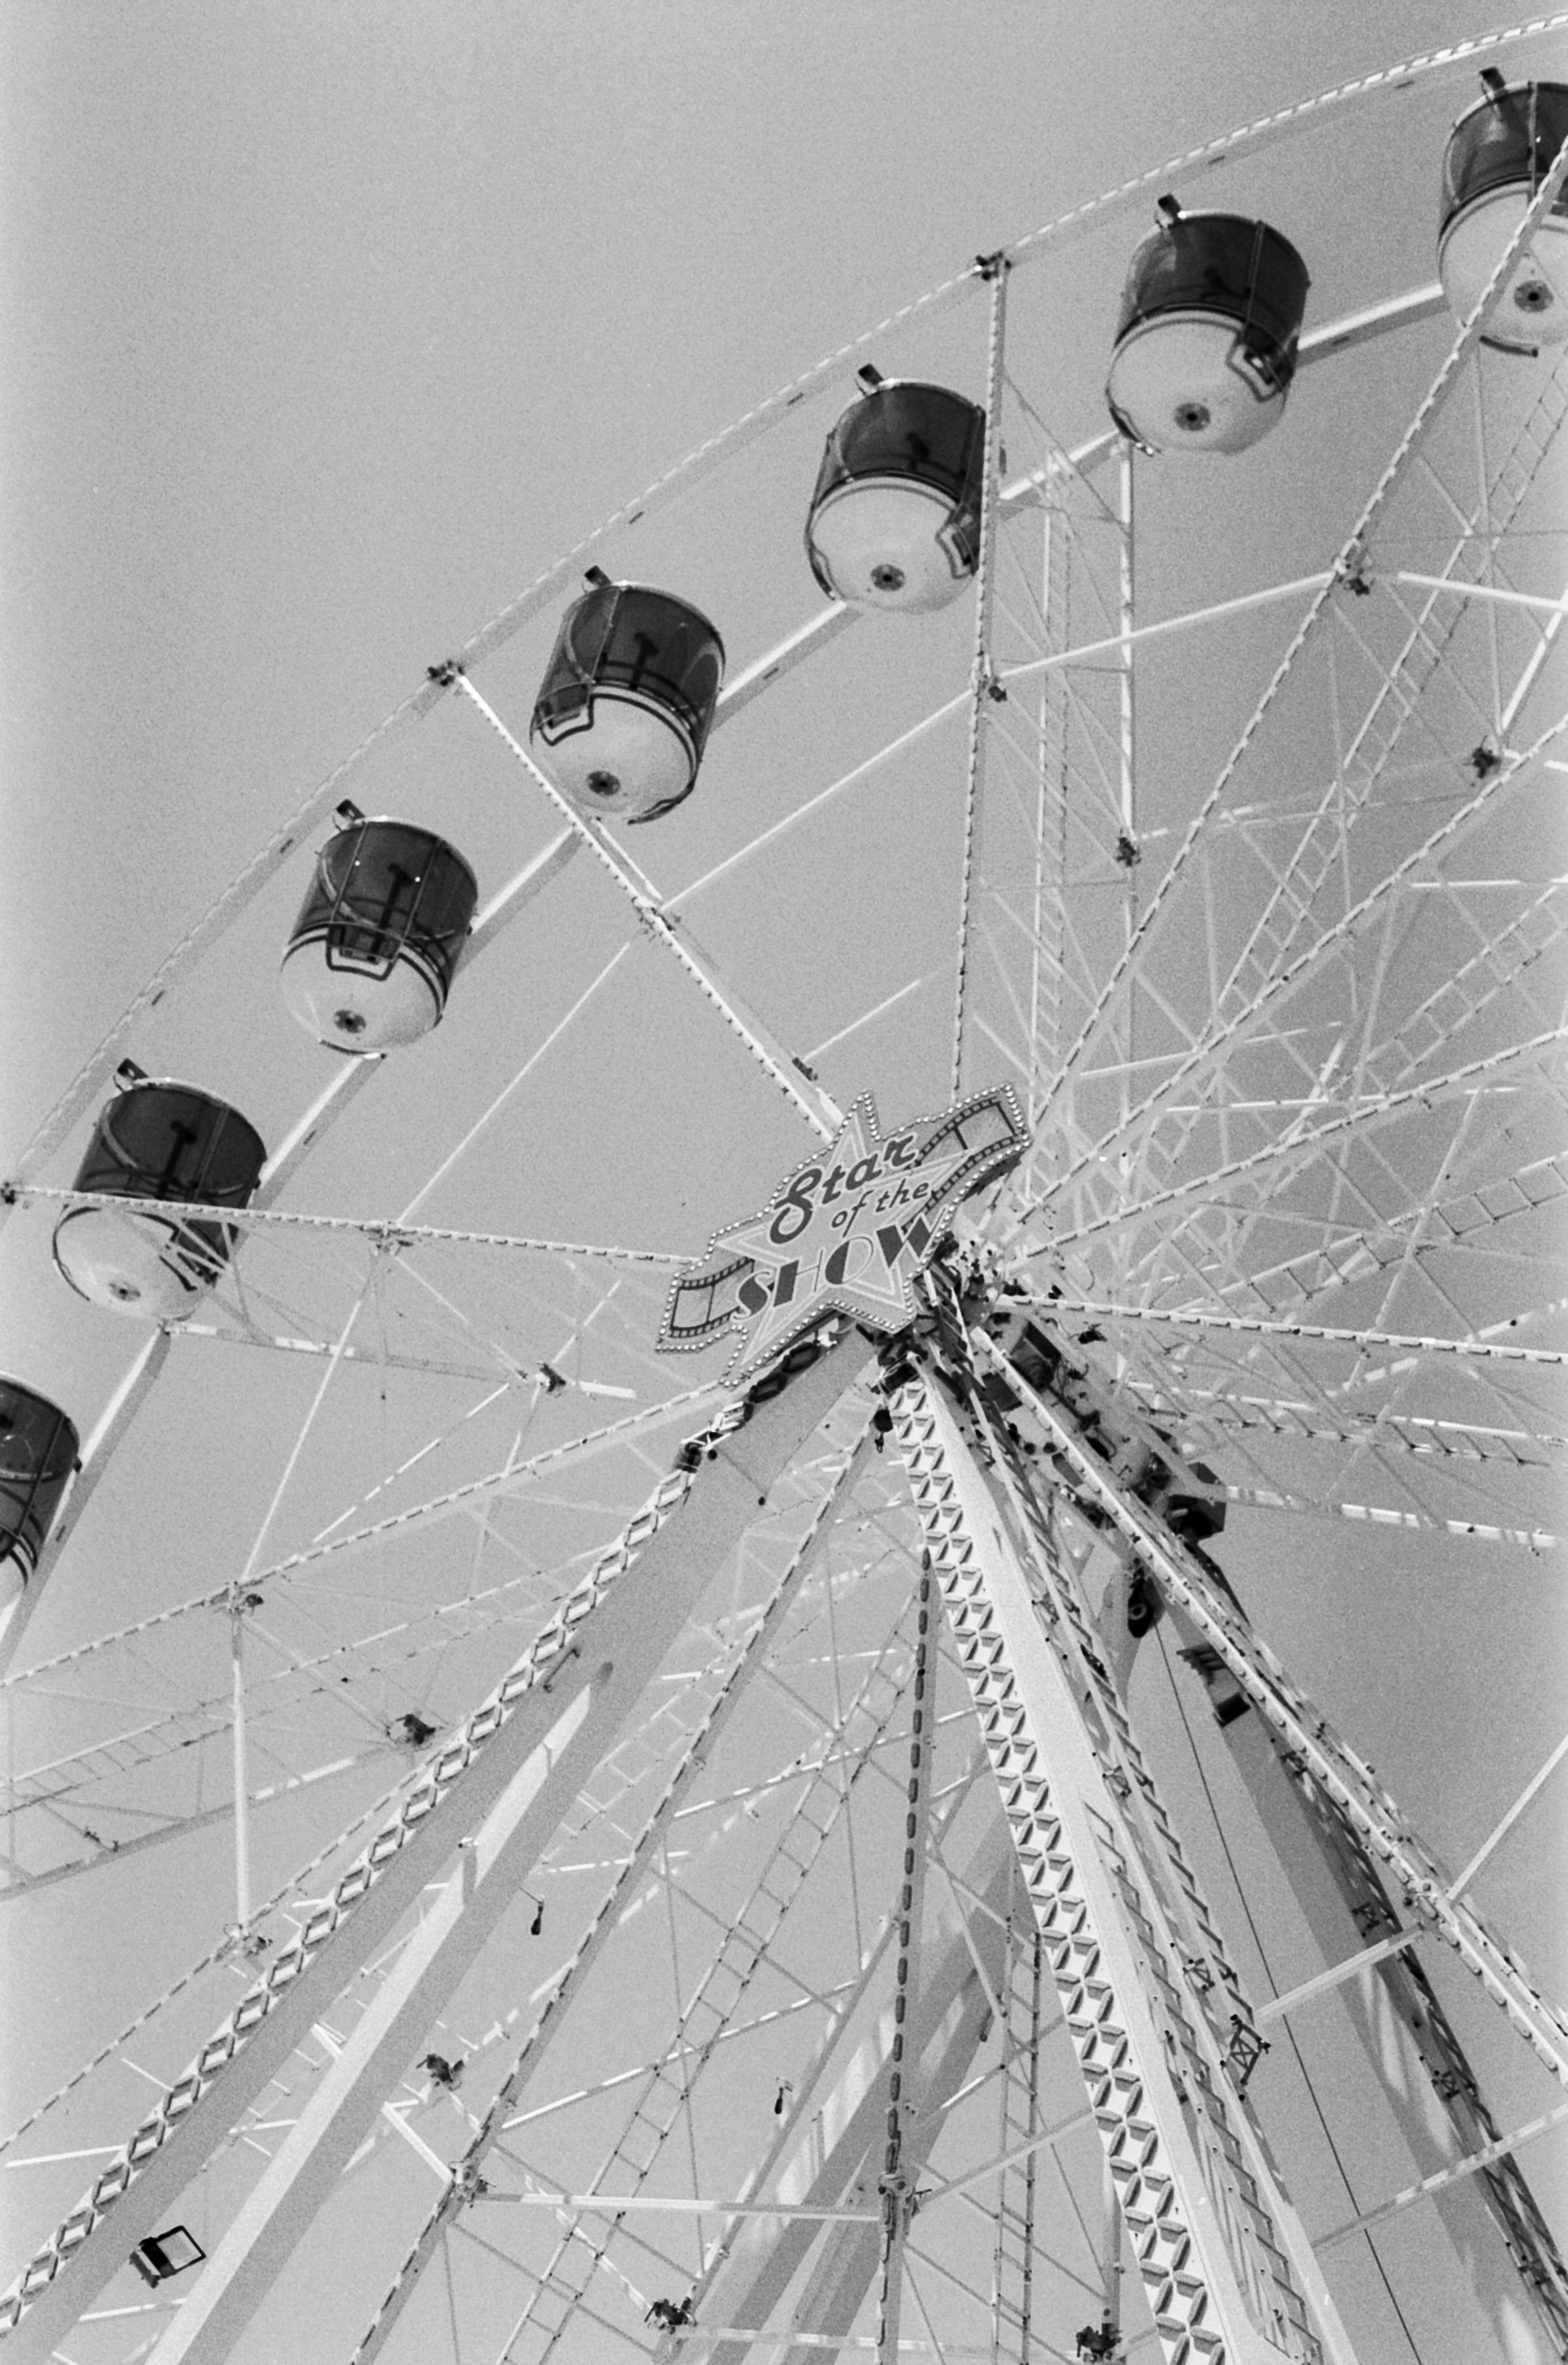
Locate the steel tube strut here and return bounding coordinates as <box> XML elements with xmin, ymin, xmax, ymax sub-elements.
<box><xmin>453</xmin><ymin>672</ymin><xmax>841</xmax><ymax>1143</ymax></box>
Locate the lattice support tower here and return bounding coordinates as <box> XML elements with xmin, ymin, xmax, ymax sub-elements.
<box><xmin>973</xmin><ymin>1277</ymin><xmax>1568</xmax><ymax>2357</ymax></box>
<box><xmin>888</xmin><ymin>1341</ymin><xmax>1350</xmax><ymax>2365</ymax></box>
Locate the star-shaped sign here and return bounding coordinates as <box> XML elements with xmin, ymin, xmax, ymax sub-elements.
<box><xmin>657</xmin><ymin>1086</ymin><xmax>1025</xmax><ymax>1385</ymax></box>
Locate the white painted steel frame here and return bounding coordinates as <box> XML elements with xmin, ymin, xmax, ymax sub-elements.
<box><xmin>1009</xmin><ymin>127</ymin><xmax>1568</xmax><ymax>1192</ymax></box>
<box><xmin>0</xmin><ymin>1331</ymin><xmax>876</xmax><ymax>2361</ymax></box>
<box><xmin>0</xmin><ymin>272</ymin><xmax>1480</xmax><ymax>1212</ymax></box>
<box><xmin>0</xmin><ymin>271</ymin><xmax>1491</xmax><ymax>1707</ymax></box>
<box><xmin>349</xmin><ymin>1422</ymin><xmax>879</xmax><ymax>2362</ymax></box>
<box><xmin>947</xmin><ymin>1302</ymin><xmax>1568</xmax><ymax>2353</ymax></box>
<box><xmin>3</xmin><ymin>48</ymin><xmax>1565</xmax><ymax>2365</ymax></box>
<box><xmin>1188</xmin><ymin>1647</ymin><xmax>1568</xmax><ymax>2358</ymax></box>
<box><xmin>450</xmin><ymin>673</ymin><xmax>843</xmax><ymax>1141</ymax></box>
<box><xmin>691</xmin><ymin>1814</ymin><xmax>1016</xmax><ymax>2365</ymax></box>
<box><xmin>889</xmin><ymin>1365</ymin><xmax>1348</xmax><ymax>2365</ymax></box>
<box><xmin>871</xmin><ymin>1565</ymin><xmax>938</xmax><ymax>2365</ymax></box>
<box><xmin>951</xmin><ymin>258</ymin><xmax>1011</xmax><ymax>1104</ymax></box>
<box><xmin>971</xmin><ymin>1327</ymin><xmax>1568</xmax><ymax>2091</ymax></box>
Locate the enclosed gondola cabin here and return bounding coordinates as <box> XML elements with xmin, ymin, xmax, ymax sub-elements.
<box><xmin>1439</xmin><ymin>76</ymin><xmax>1568</xmax><ymax>351</ymax></box>
<box><xmin>529</xmin><ymin>579</ymin><xmax>725</xmax><ymax>824</ymax></box>
<box><xmin>52</xmin><ymin>1079</ymin><xmax>267</xmax><ymax>1321</ymax></box>
<box><xmin>280</xmin><ymin>817</ymin><xmax>478</xmax><ymax>1051</ymax></box>
<box><xmin>1106</xmin><ymin>206</ymin><xmax>1310</xmax><ymax>455</ymax></box>
<box><xmin>805</xmin><ymin>377</ymin><xmax>986</xmax><ymax>612</ymax></box>
<box><xmin>0</xmin><ymin>1380</ymin><xmax>78</xmax><ymax>1606</ymax></box>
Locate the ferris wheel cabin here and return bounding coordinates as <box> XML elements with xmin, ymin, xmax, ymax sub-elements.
<box><xmin>804</xmin><ymin>374</ymin><xmax>986</xmax><ymax>612</ymax></box>
<box><xmin>0</xmin><ymin>1380</ymin><xmax>78</xmax><ymax>1605</ymax></box>
<box><xmin>529</xmin><ymin>578</ymin><xmax>725</xmax><ymax>824</ymax></box>
<box><xmin>52</xmin><ymin>1077</ymin><xmax>267</xmax><ymax>1321</ymax></box>
<box><xmin>1439</xmin><ymin>74</ymin><xmax>1568</xmax><ymax>352</ymax></box>
<box><xmin>280</xmin><ymin>815</ymin><xmax>479</xmax><ymax>1052</ymax></box>
<box><xmin>1106</xmin><ymin>203</ymin><xmax>1310</xmax><ymax>454</ymax></box>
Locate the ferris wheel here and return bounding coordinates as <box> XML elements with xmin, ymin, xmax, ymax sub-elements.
<box><xmin>1</xmin><ymin>22</ymin><xmax>1566</xmax><ymax>2365</ymax></box>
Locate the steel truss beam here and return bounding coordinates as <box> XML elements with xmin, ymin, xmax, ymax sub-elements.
<box><xmin>1034</xmin><ymin>1301</ymin><xmax>1567</xmax><ymax>1370</ymax></box>
<box><xmin>0</xmin><ymin>257</ymin><xmax>1455</xmax><ymax>1205</ymax></box>
<box><xmin>990</xmin><ymin>1870</ymin><xmax>1047</xmax><ymax>2365</ymax></box>
<box><xmin>0</xmin><ymin>1331</ymin><xmax>875</xmax><ymax>2364</ymax></box>
<box><xmin>970</xmin><ymin>1326</ymin><xmax>1568</xmax><ymax>2089</ymax></box>
<box><xmin>494</xmin><ymin>1503</ymin><xmax>923</xmax><ymax>2365</ymax></box>
<box><xmin>952</xmin><ymin>255</ymin><xmax>1011</xmax><ymax>1101</ymax></box>
<box><xmin>1007</xmin><ymin>154</ymin><xmax>1568</xmax><ymax>1251</ymax></box>
<box><xmin>347</xmin><ymin>1424</ymin><xmax>880</xmax><ymax>2361</ymax></box>
<box><xmin>972</xmin><ymin>1284</ymin><xmax>1568</xmax><ymax>2345</ymax></box>
<box><xmin>1189</xmin><ymin>1661</ymin><xmax>1568</xmax><ymax>2360</ymax></box>
<box><xmin>889</xmin><ymin>1360</ymin><xmax>1349</xmax><ymax>2365</ymax></box>
<box><xmin>692</xmin><ymin>1811</ymin><xmax>1017</xmax><ymax>2365</ymax></box>
<box><xmin>5</xmin><ymin>1183</ymin><xmax>687</xmax><ymax>1267</ymax></box>
<box><xmin>872</xmin><ymin>1565</ymin><xmax>938</xmax><ymax>2365</ymax></box>
<box><xmin>452</xmin><ymin>672</ymin><xmax>842</xmax><ymax>1143</ymax></box>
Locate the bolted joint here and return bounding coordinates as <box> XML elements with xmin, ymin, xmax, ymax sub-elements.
<box><xmin>220</xmin><ymin>1923</ymin><xmax>270</xmax><ymax>1963</ymax></box>
<box><xmin>875</xmin><ymin>2168</ymin><xmax>924</xmax><ymax>2228</ymax></box>
<box><xmin>1225</xmin><ymin>2014</ymin><xmax>1269</xmax><ymax>2093</ymax></box>
<box><xmin>538</xmin><ymin>1642</ymin><xmax>580</xmax><ymax>1695</ymax></box>
<box><xmin>426</xmin><ymin>658</ymin><xmax>465</xmax><ymax>687</ymax></box>
<box><xmin>1337</xmin><ymin>544</ymin><xmax>1373</xmax><ymax>596</ymax></box>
